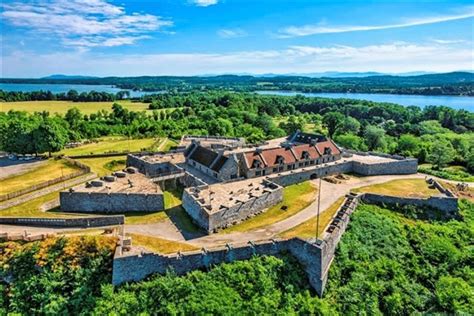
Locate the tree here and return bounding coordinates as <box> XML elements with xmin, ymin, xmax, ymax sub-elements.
<box><xmin>335</xmin><ymin>116</ymin><xmax>360</xmax><ymax>135</ymax></box>
<box><xmin>363</xmin><ymin>125</ymin><xmax>387</xmax><ymax>151</ymax></box>
<box><xmin>322</xmin><ymin>112</ymin><xmax>345</xmax><ymax>137</ymax></box>
<box><xmin>334</xmin><ymin>134</ymin><xmax>367</xmax><ymax>151</ymax></box>
<box><xmin>397</xmin><ymin>134</ymin><xmax>421</xmax><ymax>157</ymax></box>
<box><xmin>33</xmin><ymin>117</ymin><xmax>69</xmax><ymax>156</ymax></box>
<box><xmin>427</xmin><ymin>139</ymin><xmax>456</xmax><ymax>169</ymax></box>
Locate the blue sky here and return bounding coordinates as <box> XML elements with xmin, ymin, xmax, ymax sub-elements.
<box><xmin>1</xmin><ymin>0</ymin><xmax>473</xmax><ymax>77</ymax></box>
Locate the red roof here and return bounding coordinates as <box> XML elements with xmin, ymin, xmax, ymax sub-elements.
<box><xmin>316</xmin><ymin>140</ymin><xmax>340</xmax><ymax>156</ymax></box>
<box><xmin>244</xmin><ymin>152</ymin><xmax>266</xmax><ymax>168</ymax></box>
<box><xmin>291</xmin><ymin>144</ymin><xmax>321</xmax><ymax>160</ymax></box>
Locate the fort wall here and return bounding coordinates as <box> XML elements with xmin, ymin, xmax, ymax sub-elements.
<box><xmin>360</xmin><ymin>193</ymin><xmax>459</xmax><ymax>218</ymax></box>
<box><xmin>0</xmin><ymin>215</ymin><xmax>124</xmax><ymax>227</ymax></box>
<box><xmin>60</xmin><ymin>191</ymin><xmax>164</xmax><ymax>213</ymax></box>
<box><xmin>112</xmin><ymin>238</ymin><xmax>326</xmax><ymax>295</ymax></box>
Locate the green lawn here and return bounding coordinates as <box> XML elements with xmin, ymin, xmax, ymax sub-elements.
<box><xmin>222</xmin><ymin>181</ymin><xmax>317</xmax><ymax>233</ymax></box>
<box><xmin>418</xmin><ymin>164</ymin><xmax>474</xmax><ymax>182</ymax></box>
<box><xmin>0</xmin><ymin>159</ymin><xmax>82</xmax><ymax>195</ymax></box>
<box><xmin>279</xmin><ymin>197</ymin><xmax>345</xmax><ymax>239</ymax></box>
<box><xmin>0</xmin><ymin>100</ymin><xmax>151</xmax><ymax>115</ymax></box>
<box><xmin>76</xmin><ymin>156</ymin><xmax>126</xmax><ymax>177</ymax></box>
<box><xmin>59</xmin><ymin>137</ymin><xmax>160</xmax><ymax>156</ymax></box>
<box><xmin>353</xmin><ymin>178</ymin><xmax>440</xmax><ymax>198</ymax></box>
<box><xmin>128</xmin><ymin>233</ymin><xmax>198</xmax><ymax>254</ymax></box>
<box><xmin>0</xmin><ymin>190</ymin><xmax>86</xmax><ymax>218</ymax></box>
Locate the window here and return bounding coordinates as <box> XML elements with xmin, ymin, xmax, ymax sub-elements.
<box><xmin>231</xmin><ymin>174</ymin><xmax>237</xmax><ymax>179</ymax></box>
<box><xmin>304</xmin><ymin>161</ymin><xmax>309</xmax><ymax>166</ymax></box>
<box><xmin>287</xmin><ymin>165</ymin><xmax>293</xmax><ymax>170</ymax></box>
<box><xmin>299</xmin><ymin>162</ymin><xmax>304</xmax><ymax>167</ymax></box>
<box><xmin>309</xmin><ymin>160</ymin><xmax>315</xmax><ymax>165</ymax></box>
<box><xmin>273</xmin><ymin>167</ymin><xmax>278</xmax><ymax>172</ymax></box>
<box><xmin>278</xmin><ymin>166</ymin><xmax>284</xmax><ymax>172</ymax></box>
<box><xmin>256</xmin><ymin>171</ymin><xmax>262</xmax><ymax>176</ymax></box>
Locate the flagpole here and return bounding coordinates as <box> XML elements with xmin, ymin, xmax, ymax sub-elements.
<box><xmin>316</xmin><ymin>176</ymin><xmax>321</xmax><ymax>240</ymax></box>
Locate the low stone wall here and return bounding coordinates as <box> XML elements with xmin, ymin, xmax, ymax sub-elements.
<box><xmin>113</xmin><ymin>237</ymin><xmax>326</xmax><ymax>295</ymax></box>
<box><xmin>360</xmin><ymin>193</ymin><xmax>459</xmax><ymax>217</ymax></box>
<box><xmin>60</xmin><ymin>192</ymin><xmax>164</xmax><ymax>213</ymax></box>
<box><xmin>0</xmin><ymin>215</ymin><xmax>124</xmax><ymax>227</ymax></box>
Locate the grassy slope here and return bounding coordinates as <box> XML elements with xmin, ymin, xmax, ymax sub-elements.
<box><xmin>352</xmin><ymin>178</ymin><xmax>439</xmax><ymax>198</ymax></box>
<box><xmin>279</xmin><ymin>197</ymin><xmax>345</xmax><ymax>239</ymax></box>
<box><xmin>59</xmin><ymin>137</ymin><xmax>159</xmax><ymax>156</ymax></box>
<box><xmin>128</xmin><ymin>233</ymin><xmax>199</xmax><ymax>254</ymax></box>
<box><xmin>222</xmin><ymin>181</ymin><xmax>317</xmax><ymax>233</ymax></box>
<box><xmin>0</xmin><ymin>100</ymin><xmax>150</xmax><ymax>115</ymax></box>
<box><xmin>0</xmin><ymin>159</ymin><xmax>82</xmax><ymax>195</ymax></box>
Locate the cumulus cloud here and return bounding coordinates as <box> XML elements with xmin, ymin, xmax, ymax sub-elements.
<box><xmin>1</xmin><ymin>0</ymin><xmax>172</xmax><ymax>48</ymax></box>
<box><xmin>217</xmin><ymin>28</ymin><xmax>247</xmax><ymax>38</ymax></box>
<box><xmin>277</xmin><ymin>7</ymin><xmax>474</xmax><ymax>37</ymax></box>
<box><xmin>2</xmin><ymin>41</ymin><xmax>472</xmax><ymax>77</ymax></box>
<box><xmin>190</xmin><ymin>0</ymin><xmax>218</xmax><ymax>7</ymax></box>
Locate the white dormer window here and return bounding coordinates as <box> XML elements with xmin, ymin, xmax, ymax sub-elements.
<box><xmin>276</xmin><ymin>155</ymin><xmax>285</xmax><ymax>165</ymax></box>
<box><xmin>252</xmin><ymin>159</ymin><xmax>261</xmax><ymax>168</ymax></box>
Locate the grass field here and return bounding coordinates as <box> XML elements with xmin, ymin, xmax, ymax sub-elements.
<box><xmin>279</xmin><ymin>197</ymin><xmax>345</xmax><ymax>239</ymax></box>
<box><xmin>352</xmin><ymin>178</ymin><xmax>439</xmax><ymax>198</ymax></box>
<box><xmin>0</xmin><ymin>100</ymin><xmax>151</xmax><ymax>115</ymax></box>
<box><xmin>76</xmin><ymin>156</ymin><xmax>126</xmax><ymax>177</ymax></box>
<box><xmin>222</xmin><ymin>181</ymin><xmax>317</xmax><ymax>233</ymax></box>
<box><xmin>0</xmin><ymin>159</ymin><xmax>82</xmax><ymax>195</ymax></box>
<box><xmin>59</xmin><ymin>137</ymin><xmax>160</xmax><ymax>156</ymax></box>
<box><xmin>0</xmin><ymin>190</ymin><xmax>84</xmax><ymax>218</ymax></box>
<box><xmin>128</xmin><ymin>233</ymin><xmax>199</xmax><ymax>254</ymax></box>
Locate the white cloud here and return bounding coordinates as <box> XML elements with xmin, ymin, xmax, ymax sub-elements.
<box><xmin>2</xmin><ymin>41</ymin><xmax>472</xmax><ymax>77</ymax></box>
<box><xmin>430</xmin><ymin>39</ymin><xmax>468</xmax><ymax>44</ymax></box>
<box><xmin>217</xmin><ymin>28</ymin><xmax>247</xmax><ymax>38</ymax></box>
<box><xmin>277</xmin><ymin>7</ymin><xmax>474</xmax><ymax>37</ymax></box>
<box><xmin>1</xmin><ymin>0</ymin><xmax>172</xmax><ymax>48</ymax></box>
<box><xmin>191</xmin><ymin>0</ymin><xmax>218</xmax><ymax>7</ymax></box>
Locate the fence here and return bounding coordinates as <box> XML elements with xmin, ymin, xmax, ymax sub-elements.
<box><xmin>0</xmin><ymin>158</ymin><xmax>91</xmax><ymax>202</ymax></box>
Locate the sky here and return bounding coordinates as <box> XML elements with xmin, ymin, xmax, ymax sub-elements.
<box><xmin>1</xmin><ymin>0</ymin><xmax>473</xmax><ymax>77</ymax></box>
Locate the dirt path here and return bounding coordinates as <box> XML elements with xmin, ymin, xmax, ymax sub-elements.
<box><xmin>0</xmin><ymin>173</ymin><xmax>97</xmax><ymax>210</ymax></box>
<box><xmin>2</xmin><ymin>173</ymin><xmax>465</xmax><ymax>248</ymax></box>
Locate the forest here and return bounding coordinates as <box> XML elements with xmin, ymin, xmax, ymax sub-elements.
<box><xmin>1</xmin><ymin>71</ymin><xmax>473</xmax><ymax>95</ymax></box>
<box><xmin>1</xmin><ymin>200</ymin><xmax>472</xmax><ymax>314</ymax></box>
<box><xmin>1</xmin><ymin>92</ymin><xmax>473</xmax><ymax>178</ymax></box>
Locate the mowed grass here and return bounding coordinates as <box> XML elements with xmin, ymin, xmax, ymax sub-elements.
<box><xmin>0</xmin><ymin>190</ymin><xmax>86</xmax><ymax>218</ymax></box>
<box><xmin>59</xmin><ymin>137</ymin><xmax>159</xmax><ymax>156</ymax></box>
<box><xmin>0</xmin><ymin>159</ymin><xmax>82</xmax><ymax>195</ymax></box>
<box><xmin>128</xmin><ymin>233</ymin><xmax>199</xmax><ymax>254</ymax></box>
<box><xmin>352</xmin><ymin>178</ymin><xmax>440</xmax><ymax>198</ymax></box>
<box><xmin>279</xmin><ymin>197</ymin><xmax>345</xmax><ymax>239</ymax></box>
<box><xmin>222</xmin><ymin>181</ymin><xmax>317</xmax><ymax>233</ymax></box>
<box><xmin>0</xmin><ymin>100</ymin><xmax>150</xmax><ymax>115</ymax></box>
<box><xmin>76</xmin><ymin>156</ymin><xmax>126</xmax><ymax>177</ymax></box>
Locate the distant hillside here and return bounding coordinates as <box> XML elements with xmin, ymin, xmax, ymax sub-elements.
<box><xmin>41</xmin><ymin>74</ymin><xmax>98</xmax><ymax>80</ymax></box>
<box><xmin>2</xmin><ymin>71</ymin><xmax>473</xmax><ymax>96</ymax></box>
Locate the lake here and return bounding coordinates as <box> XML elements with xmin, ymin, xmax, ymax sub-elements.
<box><xmin>0</xmin><ymin>83</ymin><xmax>472</xmax><ymax>111</ymax></box>
<box><xmin>0</xmin><ymin>83</ymin><xmax>152</xmax><ymax>98</ymax></box>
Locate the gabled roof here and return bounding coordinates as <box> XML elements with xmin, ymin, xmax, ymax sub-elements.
<box><xmin>291</xmin><ymin>144</ymin><xmax>321</xmax><ymax>160</ymax></box>
<box><xmin>188</xmin><ymin>145</ymin><xmax>219</xmax><ymax>168</ymax></box>
<box><xmin>316</xmin><ymin>140</ymin><xmax>341</xmax><ymax>156</ymax></box>
<box><xmin>211</xmin><ymin>155</ymin><xmax>228</xmax><ymax>172</ymax></box>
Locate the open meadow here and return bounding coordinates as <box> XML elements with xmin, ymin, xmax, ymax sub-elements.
<box><xmin>0</xmin><ymin>100</ymin><xmax>151</xmax><ymax>115</ymax></box>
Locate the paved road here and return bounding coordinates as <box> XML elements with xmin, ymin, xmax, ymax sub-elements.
<box><xmin>2</xmin><ymin>173</ymin><xmax>467</xmax><ymax>249</ymax></box>
<box><xmin>127</xmin><ymin>173</ymin><xmax>427</xmax><ymax>247</ymax></box>
<box><xmin>0</xmin><ymin>173</ymin><xmax>97</xmax><ymax>210</ymax></box>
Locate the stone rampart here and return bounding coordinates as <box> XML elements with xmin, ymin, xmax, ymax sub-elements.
<box><xmin>60</xmin><ymin>191</ymin><xmax>164</xmax><ymax>213</ymax></box>
<box><xmin>360</xmin><ymin>193</ymin><xmax>458</xmax><ymax>217</ymax></box>
<box><xmin>113</xmin><ymin>237</ymin><xmax>326</xmax><ymax>295</ymax></box>
<box><xmin>0</xmin><ymin>215</ymin><xmax>124</xmax><ymax>227</ymax></box>
<box><xmin>352</xmin><ymin>158</ymin><xmax>418</xmax><ymax>176</ymax></box>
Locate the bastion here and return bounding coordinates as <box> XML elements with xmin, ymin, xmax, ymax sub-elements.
<box><xmin>60</xmin><ymin>168</ymin><xmax>164</xmax><ymax>213</ymax></box>
<box><xmin>182</xmin><ymin>178</ymin><xmax>283</xmax><ymax>233</ymax></box>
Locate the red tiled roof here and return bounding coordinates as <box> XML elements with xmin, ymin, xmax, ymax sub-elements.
<box><xmin>259</xmin><ymin>147</ymin><xmax>297</xmax><ymax>168</ymax></box>
<box><xmin>291</xmin><ymin>144</ymin><xmax>321</xmax><ymax>160</ymax></box>
<box><xmin>316</xmin><ymin>140</ymin><xmax>340</xmax><ymax>156</ymax></box>
<box><xmin>244</xmin><ymin>152</ymin><xmax>265</xmax><ymax>168</ymax></box>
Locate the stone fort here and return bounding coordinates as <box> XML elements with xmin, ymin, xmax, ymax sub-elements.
<box><xmin>60</xmin><ymin>131</ymin><xmax>418</xmax><ymax>232</ymax></box>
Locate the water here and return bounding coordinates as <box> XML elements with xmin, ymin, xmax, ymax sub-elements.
<box><xmin>0</xmin><ymin>83</ymin><xmax>154</xmax><ymax>98</ymax></box>
<box><xmin>256</xmin><ymin>91</ymin><xmax>473</xmax><ymax>111</ymax></box>
<box><xmin>0</xmin><ymin>83</ymin><xmax>472</xmax><ymax>111</ymax></box>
